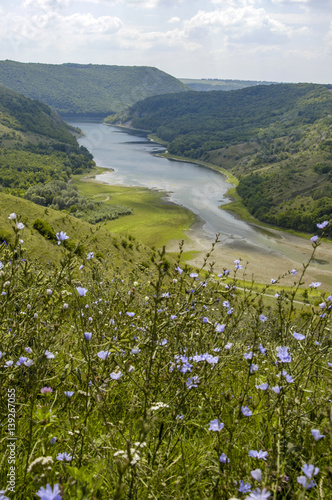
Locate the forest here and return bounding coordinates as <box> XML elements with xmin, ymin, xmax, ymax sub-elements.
<box><xmin>120</xmin><ymin>83</ymin><xmax>332</xmax><ymax>233</ymax></box>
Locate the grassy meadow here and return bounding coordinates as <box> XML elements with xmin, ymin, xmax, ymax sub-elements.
<box><xmin>0</xmin><ymin>213</ymin><xmax>331</xmax><ymax>499</ymax></box>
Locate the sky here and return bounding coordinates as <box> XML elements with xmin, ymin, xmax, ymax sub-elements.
<box><xmin>0</xmin><ymin>0</ymin><xmax>332</xmax><ymax>84</ymax></box>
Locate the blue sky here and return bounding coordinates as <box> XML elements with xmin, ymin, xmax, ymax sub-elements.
<box><xmin>1</xmin><ymin>0</ymin><xmax>332</xmax><ymax>83</ymax></box>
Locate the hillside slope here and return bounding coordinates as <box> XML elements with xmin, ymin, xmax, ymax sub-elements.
<box><xmin>0</xmin><ymin>60</ymin><xmax>191</xmax><ymax>116</ymax></box>
<box><xmin>120</xmin><ymin>83</ymin><xmax>332</xmax><ymax>233</ymax></box>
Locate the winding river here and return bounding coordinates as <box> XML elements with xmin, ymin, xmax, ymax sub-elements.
<box><xmin>67</xmin><ymin>119</ymin><xmax>331</xmax><ymax>270</ymax></box>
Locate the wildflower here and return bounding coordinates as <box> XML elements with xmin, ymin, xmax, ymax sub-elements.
<box><xmin>285</xmin><ymin>374</ymin><xmax>294</xmax><ymax>383</ymax></box>
<box><xmin>44</xmin><ymin>350</ymin><xmax>55</xmax><ymax>359</ymax></box>
<box><xmin>87</xmin><ymin>252</ymin><xmax>94</xmax><ymax>259</ymax></box>
<box><xmin>46</xmin><ymin>289</ymin><xmax>53</xmax><ymax>296</ymax></box>
<box><xmin>175</xmin><ymin>266</ymin><xmax>183</xmax><ymax>274</ymax></box>
<box><xmin>276</xmin><ymin>346</ymin><xmax>291</xmax><ymax>363</ymax></box>
<box><xmin>251</xmin><ymin>469</ymin><xmax>262</xmax><ymax>482</ymax></box>
<box><xmin>56</xmin><ymin>452</ymin><xmax>73</xmax><ymax>462</ymax></box>
<box><xmin>150</xmin><ymin>402</ymin><xmax>169</xmax><ymax>411</ymax></box>
<box><xmin>246</xmin><ymin>488</ymin><xmax>270</xmax><ymax>499</ymax></box>
<box><xmin>16</xmin><ymin>356</ymin><xmax>27</xmax><ymax>366</ymax></box>
<box><xmin>238</xmin><ymin>480</ymin><xmax>251</xmax><ymax>493</ymax></box>
<box><xmin>16</xmin><ymin>222</ymin><xmax>25</xmax><ymax>230</ymax></box>
<box><xmin>50</xmin><ymin>437</ymin><xmax>57</xmax><ymax>445</ymax></box>
<box><xmin>241</xmin><ymin>406</ymin><xmax>253</xmax><ymax>417</ymax></box>
<box><xmin>76</xmin><ymin>286</ymin><xmax>88</xmax><ymax>296</ymax></box>
<box><xmin>131</xmin><ymin>347</ymin><xmax>141</xmax><ymax>354</ymax></box>
<box><xmin>110</xmin><ymin>372</ymin><xmax>123</xmax><ymax>380</ymax></box>
<box><xmin>248</xmin><ymin>450</ymin><xmax>268</xmax><ymax>460</ymax></box>
<box><xmin>25</xmin><ymin>347</ymin><xmax>32</xmax><ymax>353</ymax></box>
<box><xmin>219</xmin><ymin>453</ymin><xmax>229</xmax><ymax>463</ymax></box>
<box><xmin>245</xmin><ymin>351</ymin><xmax>253</xmax><ymax>360</ymax></box>
<box><xmin>56</xmin><ymin>231</ymin><xmax>69</xmax><ymax>245</ymax></box>
<box><xmin>64</xmin><ymin>391</ymin><xmax>74</xmax><ymax>397</ymax></box>
<box><xmin>97</xmin><ymin>350</ymin><xmax>109</xmax><ymax>360</ymax></box>
<box><xmin>304</xmin><ymin>464</ymin><xmax>319</xmax><ymax>477</ymax></box>
<box><xmin>0</xmin><ymin>262</ymin><xmax>3</xmax><ymax>270</ymax></box>
<box><xmin>190</xmin><ymin>272</ymin><xmax>198</xmax><ymax>278</ymax></box>
<box><xmin>317</xmin><ymin>221</ymin><xmax>329</xmax><ymax>229</ymax></box>
<box><xmin>40</xmin><ymin>387</ymin><xmax>53</xmax><ymax>394</ymax></box>
<box><xmin>311</xmin><ymin>429</ymin><xmax>325</xmax><ymax>441</ymax></box>
<box><xmin>84</xmin><ymin>332</ymin><xmax>92</xmax><ymax>341</ymax></box>
<box><xmin>4</xmin><ymin>360</ymin><xmax>13</xmax><ymax>367</ymax></box>
<box><xmin>297</xmin><ymin>476</ymin><xmax>316</xmax><ymax>489</ymax></box>
<box><xmin>208</xmin><ymin>419</ymin><xmax>224</xmax><ymax>431</ymax></box>
<box><xmin>8</xmin><ymin>213</ymin><xmax>16</xmax><ymax>220</ymax></box>
<box><xmin>215</xmin><ymin>323</ymin><xmax>225</xmax><ymax>333</ymax></box>
<box><xmin>271</xmin><ymin>279</ymin><xmax>276</xmax><ymax>284</ymax></box>
<box><xmin>258</xmin><ymin>344</ymin><xmax>266</xmax><ymax>354</ymax></box>
<box><xmin>259</xmin><ymin>314</ymin><xmax>267</xmax><ymax>323</ymax></box>
<box><xmin>293</xmin><ymin>332</ymin><xmax>305</xmax><ymax>340</ymax></box>
<box><xmin>24</xmin><ymin>359</ymin><xmax>34</xmax><ymax>367</ymax></box>
<box><xmin>36</xmin><ymin>483</ymin><xmax>61</xmax><ymax>500</ymax></box>
<box><xmin>170</xmin><ymin>314</ymin><xmax>177</xmax><ymax>320</ymax></box>
<box><xmin>186</xmin><ymin>376</ymin><xmax>199</xmax><ymax>389</ymax></box>
<box><xmin>0</xmin><ymin>352</ymin><xmax>6</xmax><ymax>358</ymax></box>
<box><xmin>310</xmin><ymin>235</ymin><xmax>319</xmax><ymax>243</ymax></box>
<box><xmin>291</xmin><ymin>269</ymin><xmax>297</xmax><ymax>275</ymax></box>
<box><xmin>271</xmin><ymin>386</ymin><xmax>281</xmax><ymax>394</ymax></box>
<box><xmin>126</xmin><ymin>312</ymin><xmax>135</xmax><ymax>317</ymax></box>
<box><xmin>250</xmin><ymin>364</ymin><xmax>259</xmax><ymax>373</ymax></box>
<box><xmin>309</xmin><ymin>282</ymin><xmax>321</xmax><ymax>288</ymax></box>
<box><xmin>255</xmin><ymin>383</ymin><xmax>269</xmax><ymax>391</ymax></box>
<box><xmin>224</xmin><ymin>342</ymin><xmax>233</xmax><ymax>349</ymax></box>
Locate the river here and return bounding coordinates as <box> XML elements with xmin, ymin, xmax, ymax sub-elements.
<box><xmin>67</xmin><ymin>119</ymin><xmax>332</xmax><ymax>275</ymax></box>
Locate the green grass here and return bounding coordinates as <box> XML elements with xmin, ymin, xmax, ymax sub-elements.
<box><xmin>74</xmin><ymin>175</ymin><xmax>195</xmax><ymax>248</ymax></box>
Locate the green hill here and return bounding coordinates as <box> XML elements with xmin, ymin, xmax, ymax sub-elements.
<box><xmin>180</xmin><ymin>78</ymin><xmax>277</xmax><ymax>92</ymax></box>
<box><xmin>0</xmin><ymin>60</ymin><xmax>191</xmax><ymax>117</ymax></box>
<box><xmin>118</xmin><ymin>83</ymin><xmax>332</xmax><ymax>233</ymax></box>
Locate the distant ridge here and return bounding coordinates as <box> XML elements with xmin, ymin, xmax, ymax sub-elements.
<box><xmin>180</xmin><ymin>78</ymin><xmax>278</xmax><ymax>92</ymax></box>
<box><xmin>0</xmin><ymin>60</ymin><xmax>191</xmax><ymax>116</ymax></box>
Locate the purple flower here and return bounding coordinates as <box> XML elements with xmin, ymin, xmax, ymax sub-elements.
<box><xmin>311</xmin><ymin>429</ymin><xmax>325</xmax><ymax>441</ymax></box>
<box><xmin>57</xmin><ymin>452</ymin><xmax>73</xmax><ymax>462</ymax></box>
<box><xmin>250</xmin><ymin>364</ymin><xmax>259</xmax><ymax>373</ymax></box>
<box><xmin>97</xmin><ymin>350</ymin><xmax>109</xmax><ymax>360</ymax></box>
<box><xmin>175</xmin><ymin>266</ymin><xmax>183</xmax><ymax>274</ymax></box>
<box><xmin>309</xmin><ymin>282</ymin><xmax>321</xmax><ymax>288</ymax></box>
<box><xmin>276</xmin><ymin>346</ymin><xmax>291</xmax><ymax>363</ymax></box>
<box><xmin>251</xmin><ymin>469</ymin><xmax>262</xmax><ymax>482</ymax></box>
<box><xmin>16</xmin><ymin>356</ymin><xmax>27</xmax><ymax>366</ymax></box>
<box><xmin>186</xmin><ymin>376</ymin><xmax>199</xmax><ymax>389</ymax></box>
<box><xmin>238</xmin><ymin>480</ymin><xmax>251</xmax><ymax>493</ymax></box>
<box><xmin>317</xmin><ymin>221</ymin><xmax>329</xmax><ymax>229</ymax></box>
<box><xmin>44</xmin><ymin>350</ymin><xmax>55</xmax><ymax>359</ymax></box>
<box><xmin>249</xmin><ymin>450</ymin><xmax>268</xmax><ymax>460</ymax></box>
<box><xmin>110</xmin><ymin>371</ymin><xmax>123</xmax><ymax>380</ymax></box>
<box><xmin>291</xmin><ymin>269</ymin><xmax>297</xmax><ymax>275</ymax></box>
<box><xmin>259</xmin><ymin>314</ymin><xmax>267</xmax><ymax>323</ymax></box>
<box><xmin>246</xmin><ymin>488</ymin><xmax>271</xmax><ymax>499</ymax></box>
<box><xmin>64</xmin><ymin>391</ymin><xmax>74</xmax><ymax>397</ymax></box>
<box><xmin>126</xmin><ymin>312</ymin><xmax>135</xmax><ymax>317</ymax></box>
<box><xmin>50</xmin><ymin>437</ymin><xmax>57</xmax><ymax>445</ymax></box>
<box><xmin>224</xmin><ymin>342</ymin><xmax>233</xmax><ymax>349</ymax></box>
<box><xmin>16</xmin><ymin>222</ymin><xmax>25</xmax><ymax>230</ymax></box>
<box><xmin>56</xmin><ymin>231</ymin><xmax>69</xmax><ymax>245</ymax></box>
<box><xmin>297</xmin><ymin>476</ymin><xmax>316</xmax><ymax>489</ymax></box>
<box><xmin>285</xmin><ymin>374</ymin><xmax>294</xmax><ymax>383</ymax></box>
<box><xmin>36</xmin><ymin>483</ymin><xmax>61</xmax><ymax>500</ymax></box>
<box><xmin>271</xmin><ymin>386</ymin><xmax>281</xmax><ymax>394</ymax></box>
<box><xmin>258</xmin><ymin>344</ymin><xmax>266</xmax><ymax>355</ymax></box>
<box><xmin>293</xmin><ymin>332</ymin><xmax>305</xmax><ymax>341</ymax></box>
<box><xmin>241</xmin><ymin>406</ymin><xmax>253</xmax><ymax>417</ymax></box>
<box><xmin>215</xmin><ymin>323</ymin><xmax>225</xmax><ymax>333</ymax></box>
<box><xmin>245</xmin><ymin>351</ymin><xmax>253</xmax><ymax>360</ymax></box>
<box><xmin>302</xmin><ymin>464</ymin><xmax>319</xmax><ymax>478</ymax></box>
<box><xmin>219</xmin><ymin>453</ymin><xmax>229</xmax><ymax>463</ymax></box>
<box><xmin>255</xmin><ymin>383</ymin><xmax>269</xmax><ymax>391</ymax></box>
<box><xmin>40</xmin><ymin>387</ymin><xmax>53</xmax><ymax>394</ymax></box>
<box><xmin>208</xmin><ymin>419</ymin><xmax>224</xmax><ymax>431</ymax></box>
<box><xmin>76</xmin><ymin>287</ymin><xmax>88</xmax><ymax>296</ymax></box>
<box><xmin>84</xmin><ymin>332</ymin><xmax>92</xmax><ymax>341</ymax></box>
<box><xmin>87</xmin><ymin>252</ymin><xmax>94</xmax><ymax>259</ymax></box>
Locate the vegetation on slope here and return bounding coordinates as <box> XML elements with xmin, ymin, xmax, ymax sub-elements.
<box><xmin>0</xmin><ymin>60</ymin><xmax>191</xmax><ymax>117</ymax></box>
<box><xmin>0</xmin><ymin>216</ymin><xmax>331</xmax><ymax>499</ymax></box>
<box><xmin>180</xmin><ymin>78</ymin><xmax>276</xmax><ymax>92</ymax></box>
<box><xmin>119</xmin><ymin>83</ymin><xmax>332</xmax><ymax>233</ymax></box>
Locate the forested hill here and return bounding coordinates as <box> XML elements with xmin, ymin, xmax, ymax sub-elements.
<box><xmin>180</xmin><ymin>78</ymin><xmax>277</xmax><ymax>92</ymax></box>
<box><xmin>121</xmin><ymin>83</ymin><xmax>332</xmax><ymax>233</ymax></box>
<box><xmin>0</xmin><ymin>60</ymin><xmax>191</xmax><ymax>116</ymax></box>
<box><xmin>0</xmin><ymin>86</ymin><xmax>94</xmax><ymax>195</ymax></box>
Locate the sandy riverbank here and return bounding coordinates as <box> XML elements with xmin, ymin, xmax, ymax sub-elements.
<box><xmin>166</xmin><ymin>222</ymin><xmax>332</xmax><ymax>291</ymax></box>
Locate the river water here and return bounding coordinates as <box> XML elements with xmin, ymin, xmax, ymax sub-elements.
<box><xmin>67</xmin><ymin>119</ymin><xmax>319</xmax><ymax>263</ymax></box>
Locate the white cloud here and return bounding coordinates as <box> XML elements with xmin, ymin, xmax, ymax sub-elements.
<box><xmin>23</xmin><ymin>0</ymin><xmax>69</xmax><ymax>9</ymax></box>
<box><xmin>168</xmin><ymin>17</ymin><xmax>180</xmax><ymax>24</ymax></box>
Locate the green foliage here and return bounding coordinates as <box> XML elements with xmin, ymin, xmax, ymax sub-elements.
<box><xmin>0</xmin><ymin>60</ymin><xmax>191</xmax><ymax>116</ymax></box>
<box><xmin>33</xmin><ymin>218</ymin><xmax>57</xmax><ymax>242</ymax></box>
<box><xmin>0</xmin><ymin>222</ymin><xmax>331</xmax><ymax>499</ymax></box>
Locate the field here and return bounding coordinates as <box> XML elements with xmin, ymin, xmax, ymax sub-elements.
<box><xmin>0</xmin><ymin>216</ymin><xmax>331</xmax><ymax>499</ymax></box>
